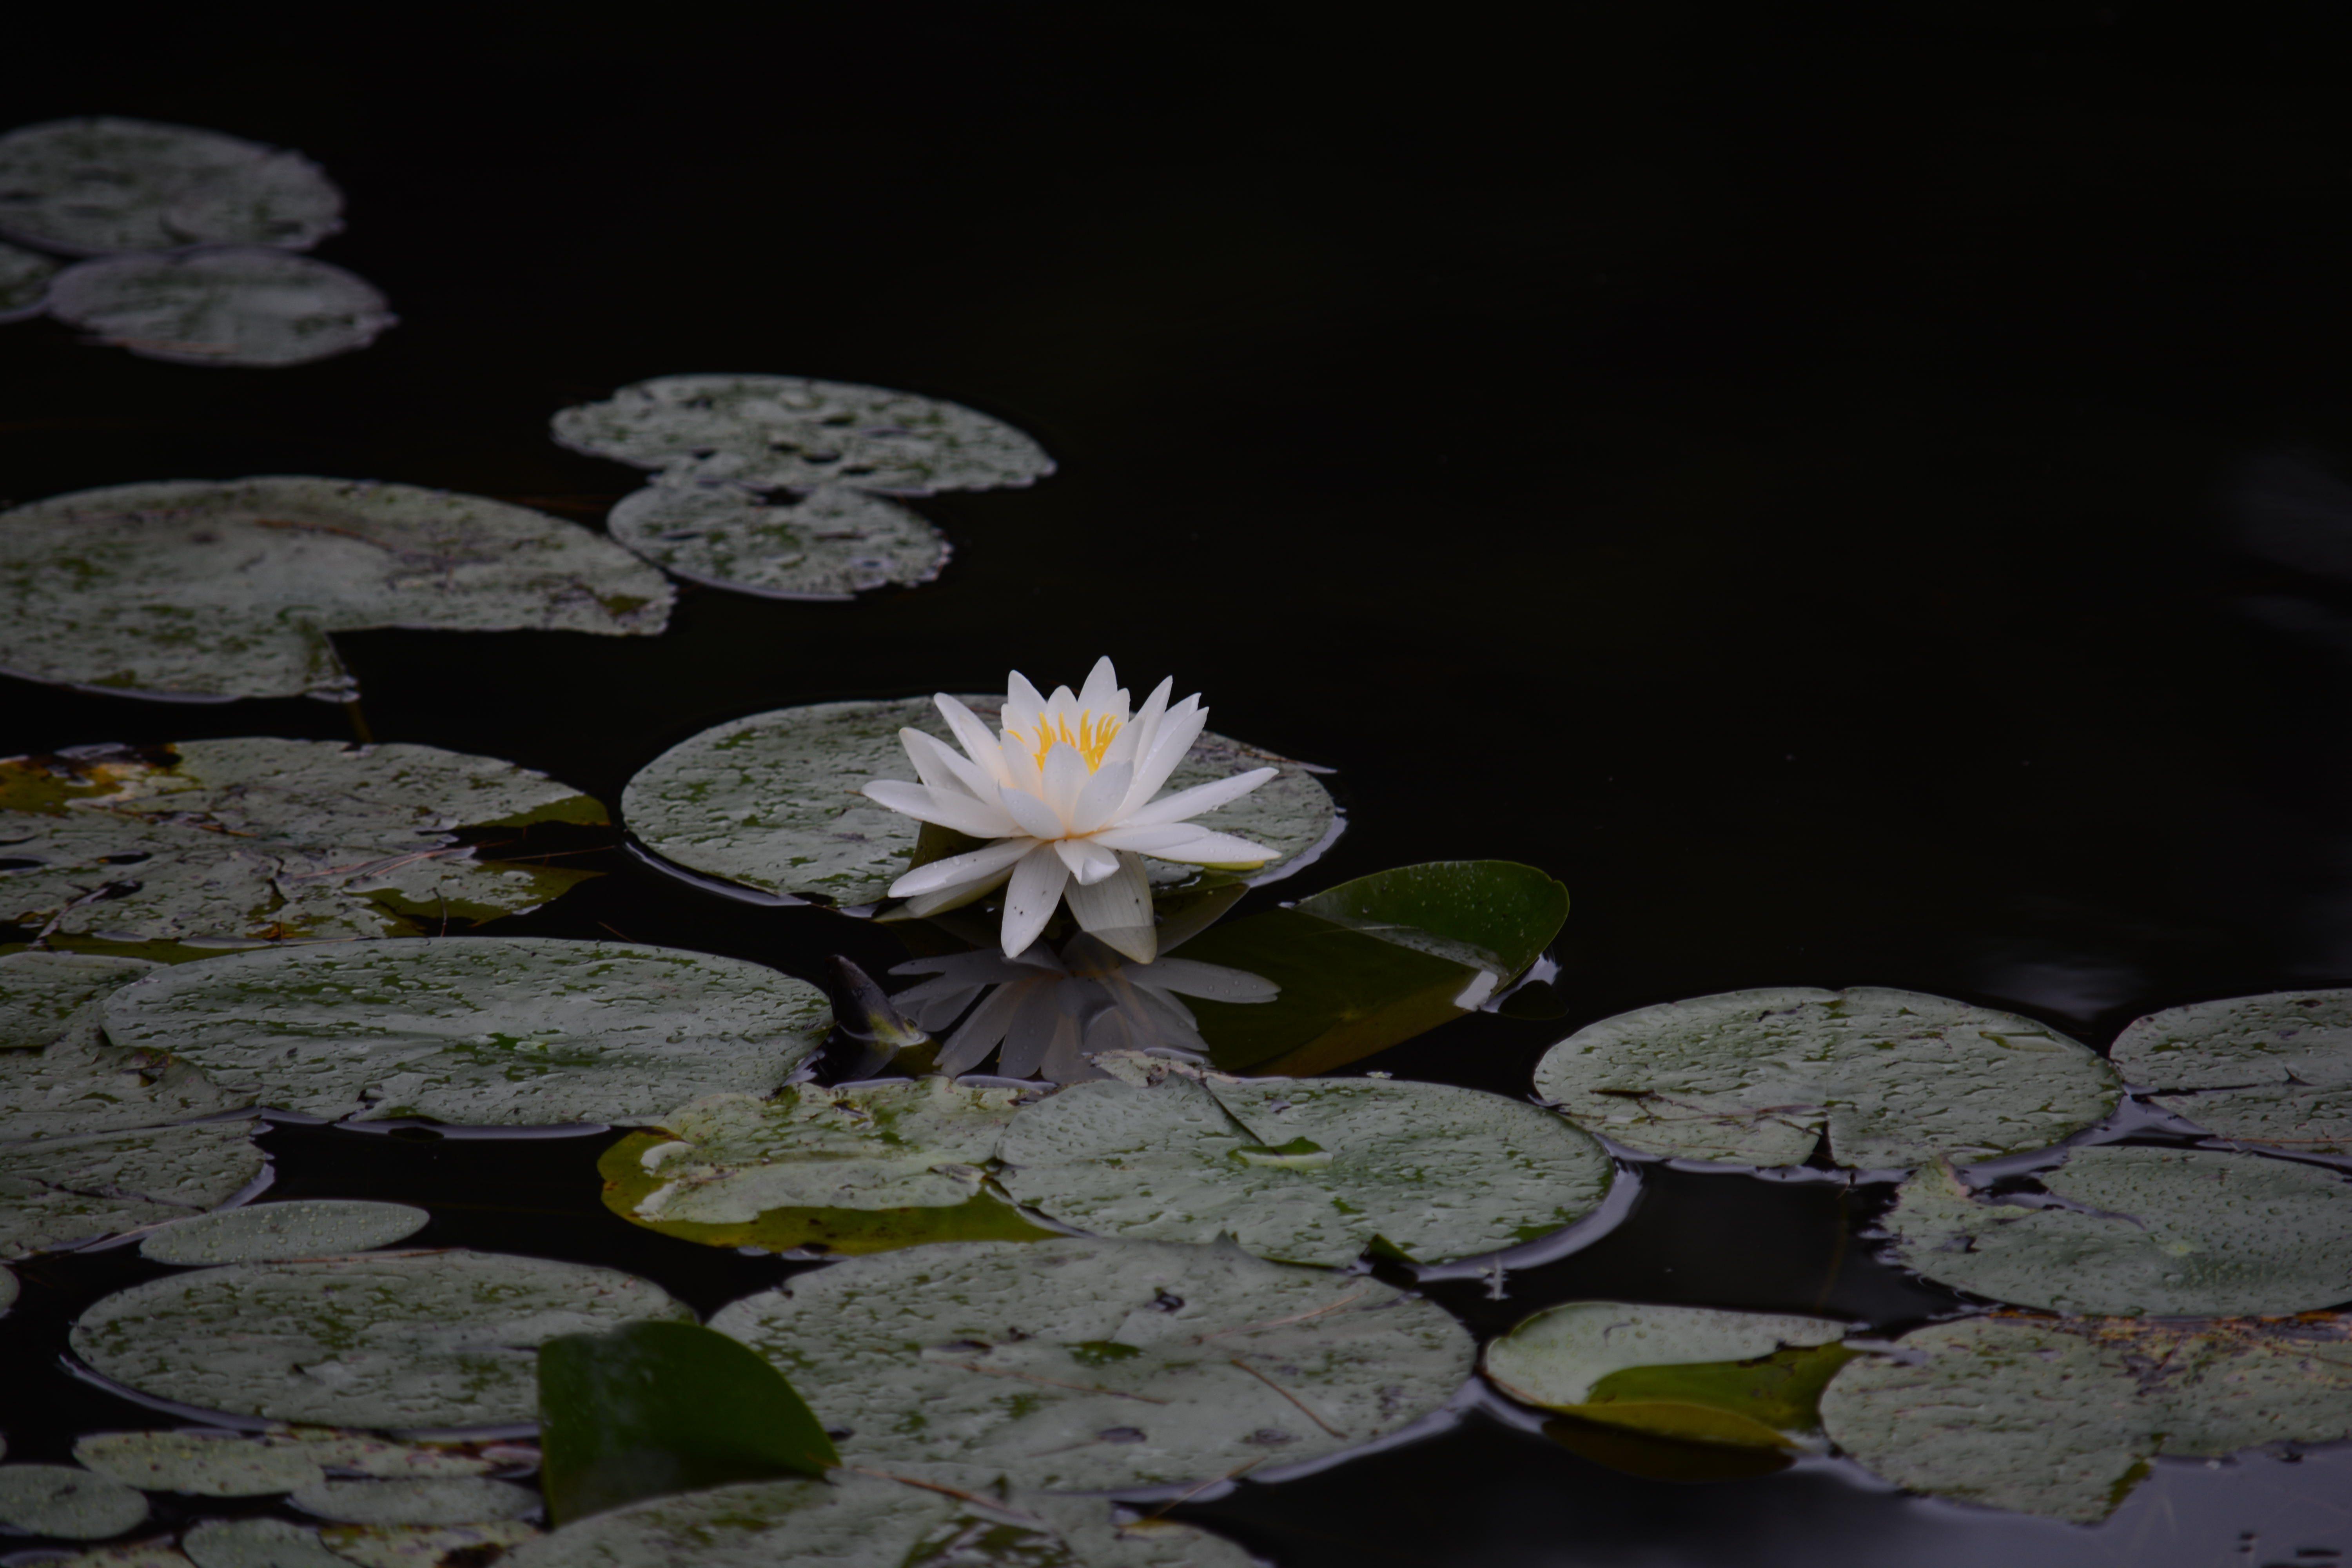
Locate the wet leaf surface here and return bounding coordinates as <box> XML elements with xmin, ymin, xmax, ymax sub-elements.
<box><xmin>183</xmin><ymin>1517</ymin><xmax>349</xmax><ymax>1568</ymax></box>
<box><xmin>316</xmin><ymin>1521</ymin><xmax>539</xmax><ymax>1568</ymax></box>
<box><xmin>0</xmin><ymin>1463</ymin><xmax>149</xmax><ymax>1538</ymax></box>
<box><xmin>289</xmin><ymin>1477</ymin><xmax>539</xmax><ymax>1526</ymax></box>
<box><xmin>0</xmin><ymin>116</ymin><xmax>341</xmax><ymax>255</ymax></box>
<box><xmin>605</xmin><ymin>481</ymin><xmax>946</xmax><ymax>600</ymax></box>
<box><xmin>0</xmin><ymin>951</ymin><xmax>158</xmax><ymax>1049</ymax></box>
<box><xmin>2111</xmin><ymin>989</ymin><xmax>2352</xmax><ymax>1155</ymax></box>
<box><xmin>73</xmin><ymin>1432</ymin><xmax>325</xmax><ymax>1496</ymax></box>
<box><xmin>0</xmin><ymin>1119</ymin><xmax>261</xmax><ymax>1259</ymax></box>
<box><xmin>141</xmin><ymin>1199</ymin><xmax>430</xmax><ymax>1264</ymax></box>
<box><xmin>47</xmin><ymin>250</ymin><xmax>393</xmax><ymax>368</ymax></box>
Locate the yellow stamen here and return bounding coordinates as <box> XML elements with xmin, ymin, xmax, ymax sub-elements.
<box><xmin>1007</xmin><ymin>709</ymin><xmax>1122</xmax><ymax>772</ymax></box>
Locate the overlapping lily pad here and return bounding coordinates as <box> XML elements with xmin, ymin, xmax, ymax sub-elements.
<box><xmin>2111</xmin><ymin>989</ymin><xmax>2352</xmax><ymax>1156</ymax></box>
<box><xmin>604</xmin><ymin>481</ymin><xmax>947</xmax><ymax>601</ymax></box>
<box><xmin>320</xmin><ymin>1521</ymin><xmax>539</xmax><ymax>1568</ymax></box>
<box><xmin>622</xmin><ymin>695</ymin><xmax>1334</xmax><ymax>908</ymax></box>
<box><xmin>709</xmin><ymin>1235</ymin><xmax>1474</xmax><ymax>1491</ymax></box>
<box><xmin>0</xmin><ymin>240</ymin><xmax>56</xmax><ymax>321</ymax></box>
<box><xmin>74</xmin><ymin>1433</ymin><xmax>324</xmax><ymax>1497</ymax></box>
<box><xmin>141</xmin><ymin>1200</ymin><xmax>429</xmax><ymax>1265</ymax></box>
<box><xmin>184</xmin><ymin>1518</ymin><xmax>348</xmax><ymax>1568</ymax></box>
<box><xmin>1532</xmin><ymin>985</ymin><xmax>2121</xmax><ymax>1169</ymax></box>
<box><xmin>0</xmin><ymin>117</ymin><xmax>342</xmax><ymax>255</ymax></box>
<box><xmin>0</xmin><ymin>1120</ymin><xmax>261</xmax><ymax>1259</ymax></box>
<box><xmin>47</xmin><ymin>250</ymin><xmax>393</xmax><ymax>368</ymax></box>
<box><xmin>552</xmin><ymin>375</ymin><xmax>1053</xmax><ymax>496</ymax></box>
<box><xmin>1883</xmin><ymin>1145</ymin><xmax>2352</xmax><ymax>1315</ymax></box>
<box><xmin>101</xmin><ymin>938</ymin><xmax>830</xmax><ymax>1126</ymax></box>
<box><xmin>1820</xmin><ymin>1312</ymin><xmax>2352</xmax><ymax>1521</ymax></box>
<box><xmin>0</xmin><ymin>477</ymin><xmax>671</xmax><ymax>701</ymax></box>
<box><xmin>2</xmin><ymin>739</ymin><xmax>608</xmax><ymax>949</ymax></box>
<box><xmin>72</xmin><ymin>1250</ymin><xmax>692</xmax><ymax>1429</ymax></box>
<box><xmin>0</xmin><ymin>1464</ymin><xmax>149</xmax><ymax>1538</ymax></box>
<box><xmin>1</xmin><ymin>952</ymin><xmax>158</xmax><ymax>1049</ymax></box>
<box><xmin>0</xmin><ymin>1032</ymin><xmax>238</xmax><ymax>1143</ymax></box>
<box><xmin>999</xmin><ymin>1056</ymin><xmax>1615</xmax><ymax>1266</ymax></box>
<box><xmin>290</xmin><ymin>1477</ymin><xmax>537</xmax><ymax>1525</ymax></box>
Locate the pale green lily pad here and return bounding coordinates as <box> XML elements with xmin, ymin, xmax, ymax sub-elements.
<box><xmin>1884</xmin><ymin>1145</ymin><xmax>2352</xmax><ymax>1315</ymax></box>
<box><xmin>605</xmin><ymin>482</ymin><xmax>946</xmax><ymax>600</ymax></box>
<box><xmin>318</xmin><ymin>1522</ymin><xmax>539</xmax><ymax>1568</ymax></box>
<box><xmin>184</xmin><ymin>1518</ymin><xmax>349</xmax><ymax>1568</ymax></box>
<box><xmin>0</xmin><ymin>1034</ymin><xmax>240</xmax><ymax>1143</ymax></box>
<box><xmin>0</xmin><ymin>1120</ymin><xmax>261</xmax><ymax>1259</ymax></box>
<box><xmin>0</xmin><ymin>952</ymin><xmax>158</xmax><ymax>1049</ymax></box>
<box><xmin>72</xmin><ymin>1249</ymin><xmax>692</xmax><ymax>1428</ymax></box>
<box><xmin>503</xmin><ymin>1472</ymin><xmax>1250</xmax><ymax>1568</ymax></box>
<box><xmin>1820</xmin><ymin>1312</ymin><xmax>2352</xmax><ymax>1522</ymax></box>
<box><xmin>142</xmin><ymin>1200</ymin><xmax>429</xmax><ymax>1264</ymax></box>
<box><xmin>0</xmin><ymin>240</ymin><xmax>57</xmax><ymax>321</ymax></box>
<box><xmin>290</xmin><ymin>1477</ymin><xmax>539</xmax><ymax>1526</ymax></box>
<box><xmin>1532</xmin><ymin>985</ymin><xmax>2121</xmax><ymax>1169</ymax></box>
<box><xmin>0</xmin><ymin>1464</ymin><xmax>148</xmax><ymax>1538</ymax></box>
<box><xmin>623</xmin><ymin>696</ymin><xmax>1335</xmax><ymax>908</ymax></box>
<box><xmin>48</xmin><ymin>250</ymin><xmax>391</xmax><ymax>368</ymax></box>
<box><xmin>73</xmin><ymin>1432</ymin><xmax>323</xmax><ymax>1496</ymax></box>
<box><xmin>0</xmin><ymin>477</ymin><xmax>671</xmax><ymax>701</ymax></box>
<box><xmin>102</xmin><ymin>937</ymin><xmax>829</xmax><ymax>1125</ymax></box>
<box><xmin>1</xmin><ymin>738</ymin><xmax>608</xmax><ymax>947</ymax></box>
<box><xmin>0</xmin><ymin>117</ymin><xmax>341</xmax><ymax>256</ymax></box>
<box><xmin>999</xmin><ymin>1056</ymin><xmax>1615</xmax><ymax>1266</ymax></box>
<box><xmin>709</xmin><ymin>1235</ymin><xmax>1474</xmax><ymax>1492</ymax></box>
<box><xmin>552</xmin><ymin>375</ymin><xmax>1053</xmax><ymax>496</ymax></box>
<box><xmin>2111</xmin><ymin>989</ymin><xmax>2352</xmax><ymax>1156</ymax></box>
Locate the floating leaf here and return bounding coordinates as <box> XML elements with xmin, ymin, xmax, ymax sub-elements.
<box><xmin>183</xmin><ymin>1518</ymin><xmax>349</xmax><ymax>1568</ymax></box>
<box><xmin>0</xmin><ymin>117</ymin><xmax>342</xmax><ymax>256</ymax></box>
<box><xmin>47</xmin><ymin>1541</ymin><xmax>189</xmax><ymax>1568</ymax></box>
<box><xmin>0</xmin><ymin>1119</ymin><xmax>260</xmax><ymax>1259</ymax></box>
<box><xmin>47</xmin><ymin>250</ymin><xmax>391</xmax><ymax>368</ymax></box>
<box><xmin>1532</xmin><ymin>985</ymin><xmax>2120</xmax><ymax>1169</ymax></box>
<box><xmin>605</xmin><ymin>481</ymin><xmax>946</xmax><ymax>601</ymax></box>
<box><xmin>0</xmin><ymin>1464</ymin><xmax>148</xmax><ymax>1539</ymax></box>
<box><xmin>0</xmin><ymin>240</ymin><xmax>56</xmax><ymax>321</ymax></box>
<box><xmin>270</xmin><ymin>1434</ymin><xmax>499</xmax><ymax>1481</ymax></box>
<box><xmin>102</xmin><ymin>938</ymin><xmax>829</xmax><ymax>1126</ymax></box>
<box><xmin>0</xmin><ymin>478</ymin><xmax>671</xmax><ymax>701</ymax></box>
<box><xmin>1000</xmin><ymin>1056</ymin><xmax>1614</xmax><ymax>1266</ymax></box>
<box><xmin>316</xmin><ymin>1522</ymin><xmax>539</xmax><ymax>1568</ymax></box>
<box><xmin>709</xmin><ymin>1235</ymin><xmax>1475</xmax><ymax>1491</ymax></box>
<box><xmin>141</xmin><ymin>1200</ymin><xmax>429</xmax><ymax>1265</ymax></box>
<box><xmin>552</xmin><ymin>375</ymin><xmax>1053</xmax><ymax>496</ymax></box>
<box><xmin>289</xmin><ymin>1478</ymin><xmax>538</xmax><ymax>1526</ymax></box>
<box><xmin>1169</xmin><ymin>860</ymin><xmax>1565</xmax><ymax>1075</ymax></box>
<box><xmin>2111</xmin><ymin>989</ymin><xmax>2352</xmax><ymax>1156</ymax></box>
<box><xmin>72</xmin><ymin>1250</ymin><xmax>693</xmax><ymax>1429</ymax></box>
<box><xmin>0</xmin><ymin>952</ymin><xmax>157</xmax><ymax>1049</ymax></box>
<box><xmin>1884</xmin><ymin>1145</ymin><xmax>2352</xmax><ymax>1315</ymax></box>
<box><xmin>73</xmin><ymin>1432</ymin><xmax>323</xmax><ymax>1496</ymax></box>
<box><xmin>0</xmin><ymin>1029</ymin><xmax>237</xmax><ymax>1143</ymax></box>
<box><xmin>1820</xmin><ymin>1312</ymin><xmax>2352</xmax><ymax>1522</ymax></box>
<box><xmin>622</xmin><ymin>696</ymin><xmax>1334</xmax><ymax>909</ymax></box>
<box><xmin>538</xmin><ymin>1320</ymin><xmax>835</xmax><ymax>1524</ymax></box>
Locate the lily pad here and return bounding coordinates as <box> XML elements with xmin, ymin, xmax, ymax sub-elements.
<box><xmin>142</xmin><ymin>1200</ymin><xmax>429</xmax><ymax>1264</ymax></box>
<box><xmin>1820</xmin><ymin>1312</ymin><xmax>2352</xmax><ymax>1522</ymax></box>
<box><xmin>998</xmin><ymin>1056</ymin><xmax>1615</xmax><ymax>1266</ymax></box>
<box><xmin>0</xmin><ymin>240</ymin><xmax>57</xmax><ymax>321</ymax></box>
<box><xmin>47</xmin><ymin>250</ymin><xmax>391</xmax><ymax>368</ymax></box>
<box><xmin>0</xmin><ymin>117</ymin><xmax>341</xmax><ymax>256</ymax></box>
<box><xmin>0</xmin><ymin>1119</ymin><xmax>261</xmax><ymax>1259</ymax></box>
<box><xmin>73</xmin><ymin>1432</ymin><xmax>324</xmax><ymax>1496</ymax></box>
<box><xmin>605</xmin><ymin>481</ymin><xmax>946</xmax><ymax>600</ymax></box>
<box><xmin>0</xmin><ymin>1032</ymin><xmax>244</xmax><ymax>1143</ymax></box>
<box><xmin>317</xmin><ymin>1522</ymin><xmax>539</xmax><ymax>1568</ymax></box>
<box><xmin>101</xmin><ymin>937</ymin><xmax>830</xmax><ymax>1126</ymax></box>
<box><xmin>49</xmin><ymin>1543</ymin><xmax>191</xmax><ymax>1568</ymax></box>
<box><xmin>290</xmin><ymin>1478</ymin><xmax>538</xmax><ymax>1526</ymax></box>
<box><xmin>622</xmin><ymin>696</ymin><xmax>1333</xmax><ymax>908</ymax></box>
<box><xmin>0</xmin><ymin>1464</ymin><xmax>148</xmax><ymax>1538</ymax></box>
<box><xmin>709</xmin><ymin>1235</ymin><xmax>1475</xmax><ymax>1491</ymax></box>
<box><xmin>0</xmin><ymin>952</ymin><xmax>157</xmax><ymax>1049</ymax></box>
<box><xmin>551</xmin><ymin>375</ymin><xmax>1053</xmax><ymax>496</ymax></box>
<box><xmin>71</xmin><ymin>1250</ymin><xmax>693</xmax><ymax>1429</ymax></box>
<box><xmin>1884</xmin><ymin>1145</ymin><xmax>2352</xmax><ymax>1315</ymax></box>
<box><xmin>1</xmin><ymin>739</ymin><xmax>608</xmax><ymax>949</ymax></box>
<box><xmin>0</xmin><ymin>477</ymin><xmax>671</xmax><ymax>701</ymax></box>
<box><xmin>2111</xmin><ymin>989</ymin><xmax>2352</xmax><ymax>1156</ymax></box>
<box><xmin>271</xmin><ymin>1434</ymin><xmax>501</xmax><ymax>1480</ymax></box>
<box><xmin>183</xmin><ymin>1518</ymin><xmax>350</xmax><ymax>1568</ymax></box>
<box><xmin>1</xmin><ymin>1263</ymin><xmax>16</xmax><ymax>1311</ymax></box>
<box><xmin>1531</xmin><ymin>985</ymin><xmax>2121</xmax><ymax>1169</ymax></box>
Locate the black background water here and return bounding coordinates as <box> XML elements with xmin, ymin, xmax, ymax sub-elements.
<box><xmin>5</xmin><ymin>5</ymin><xmax>2352</xmax><ymax>1563</ymax></box>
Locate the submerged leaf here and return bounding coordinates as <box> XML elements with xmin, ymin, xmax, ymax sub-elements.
<box><xmin>141</xmin><ymin>1199</ymin><xmax>429</xmax><ymax>1264</ymax></box>
<box><xmin>605</xmin><ymin>481</ymin><xmax>946</xmax><ymax>600</ymax></box>
<box><xmin>2111</xmin><ymin>989</ymin><xmax>2352</xmax><ymax>1156</ymax></box>
<box><xmin>0</xmin><ymin>116</ymin><xmax>341</xmax><ymax>255</ymax></box>
<box><xmin>0</xmin><ymin>1464</ymin><xmax>149</xmax><ymax>1539</ymax></box>
<box><xmin>0</xmin><ymin>1119</ymin><xmax>261</xmax><ymax>1259</ymax></box>
<box><xmin>49</xmin><ymin>250</ymin><xmax>392</xmax><ymax>368</ymax></box>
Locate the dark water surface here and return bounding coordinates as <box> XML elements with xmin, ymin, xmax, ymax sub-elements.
<box><xmin>7</xmin><ymin>6</ymin><xmax>2352</xmax><ymax>1564</ymax></box>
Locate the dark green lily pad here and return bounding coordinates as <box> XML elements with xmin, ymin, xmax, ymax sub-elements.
<box><xmin>1</xmin><ymin>952</ymin><xmax>158</xmax><ymax>1049</ymax></box>
<box><xmin>0</xmin><ymin>117</ymin><xmax>341</xmax><ymax>256</ymax></box>
<box><xmin>72</xmin><ymin>1250</ymin><xmax>693</xmax><ymax>1429</ymax></box>
<box><xmin>183</xmin><ymin>1518</ymin><xmax>349</xmax><ymax>1568</ymax></box>
<box><xmin>142</xmin><ymin>1199</ymin><xmax>429</xmax><ymax>1264</ymax></box>
<box><xmin>102</xmin><ymin>937</ymin><xmax>830</xmax><ymax>1126</ymax></box>
<box><xmin>2111</xmin><ymin>989</ymin><xmax>2352</xmax><ymax>1156</ymax></box>
<box><xmin>604</xmin><ymin>481</ymin><xmax>946</xmax><ymax>600</ymax></box>
<box><xmin>47</xmin><ymin>250</ymin><xmax>390</xmax><ymax>368</ymax></box>
<box><xmin>1884</xmin><ymin>1145</ymin><xmax>2352</xmax><ymax>1316</ymax></box>
<box><xmin>289</xmin><ymin>1477</ymin><xmax>538</xmax><ymax>1526</ymax></box>
<box><xmin>0</xmin><ymin>1464</ymin><xmax>149</xmax><ymax>1538</ymax></box>
<box><xmin>319</xmin><ymin>1522</ymin><xmax>538</xmax><ymax>1568</ymax></box>
<box><xmin>552</xmin><ymin>375</ymin><xmax>1053</xmax><ymax>496</ymax></box>
<box><xmin>0</xmin><ymin>1119</ymin><xmax>261</xmax><ymax>1259</ymax></box>
<box><xmin>622</xmin><ymin>696</ymin><xmax>1333</xmax><ymax>909</ymax></box>
<box><xmin>1531</xmin><ymin>986</ymin><xmax>2120</xmax><ymax>1169</ymax></box>
<box><xmin>0</xmin><ymin>240</ymin><xmax>56</xmax><ymax>321</ymax></box>
<box><xmin>73</xmin><ymin>1432</ymin><xmax>323</xmax><ymax>1496</ymax></box>
<box><xmin>999</xmin><ymin>1056</ymin><xmax>1614</xmax><ymax>1266</ymax></box>
<box><xmin>0</xmin><ymin>1031</ymin><xmax>237</xmax><ymax>1144</ymax></box>
<box><xmin>0</xmin><ymin>477</ymin><xmax>671</xmax><ymax>701</ymax></box>
<box><xmin>1</xmin><ymin>738</ymin><xmax>608</xmax><ymax>947</ymax></box>
<box><xmin>1820</xmin><ymin>1312</ymin><xmax>2352</xmax><ymax>1522</ymax></box>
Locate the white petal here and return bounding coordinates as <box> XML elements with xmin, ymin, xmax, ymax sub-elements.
<box><xmin>904</xmin><ymin>729</ymin><xmax>1003</xmax><ymax>804</ymax></box>
<box><xmin>938</xmin><ymin>980</ymin><xmax>1029</xmax><ymax>1075</ymax></box>
<box><xmin>1114</xmin><ymin>827</ymin><xmax>1272</xmax><ymax>867</ymax></box>
<box><xmin>863</xmin><ymin>778</ymin><xmax>1018</xmax><ymax>839</ymax></box>
<box><xmin>1070</xmin><ymin>760</ymin><xmax>1133</xmax><ymax>834</ymax></box>
<box><xmin>1077</xmin><ymin>656</ymin><xmax>1123</xmax><ymax>716</ymax></box>
<box><xmin>1085</xmin><ymin>822</ymin><xmax>1212</xmax><ymax>854</ymax></box>
<box><xmin>1055</xmin><ymin>836</ymin><xmax>1121</xmax><ymax>884</ymax></box>
<box><xmin>998</xmin><ymin>785</ymin><xmax>1066</xmax><ymax>841</ymax></box>
<box><xmin>1122</xmin><ymin>698</ymin><xmax>1205</xmax><ymax>813</ymax></box>
<box><xmin>1063</xmin><ymin>849</ymin><xmax>1155</xmax><ymax>963</ymax></box>
<box><xmin>1004</xmin><ymin>670</ymin><xmax>1047</xmax><ymax>733</ymax></box>
<box><xmin>1105</xmin><ymin>677</ymin><xmax>1169</xmax><ymax>769</ymax></box>
<box><xmin>887</xmin><ymin>835</ymin><xmax>1036</xmax><ymax>898</ymax></box>
<box><xmin>1118</xmin><ymin>766</ymin><xmax>1276</xmax><ymax>828</ymax></box>
<box><xmin>899</xmin><ymin>871</ymin><xmax>1013</xmax><ymax>917</ymax></box>
<box><xmin>1000</xmin><ymin>735</ymin><xmax>1048</xmax><ymax>799</ymax></box>
<box><xmin>934</xmin><ymin>696</ymin><xmax>1011</xmax><ymax>784</ymax></box>
<box><xmin>1041</xmin><ymin>741</ymin><xmax>1091</xmax><ymax>820</ymax></box>
<box><xmin>1000</xmin><ymin>845</ymin><xmax>1071</xmax><ymax>956</ymax></box>
<box><xmin>1128</xmin><ymin>955</ymin><xmax>1279</xmax><ymax>1002</ymax></box>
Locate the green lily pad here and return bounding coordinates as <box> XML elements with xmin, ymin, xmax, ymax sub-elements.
<box><xmin>2111</xmin><ymin>989</ymin><xmax>2352</xmax><ymax>1156</ymax></box>
<box><xmin>72</xmin><ymin>1432</ymin><xmax>324</xmax><ymax>1496</ymax></box>
<box><xmin>0</xmin><ymin>952</ymin><xmax>158</xmax><ymax>1049</ymax></box>
<box><xmin>709</xmin><ymin>1235</ymin><xmax>1475</xmax><ymax>1492</ymax></box>
<box><xmin>72</xmin><ymin>1250</ymin><xmax>693</xmax><ymax>1429</ymax></box>
<box><xmin>101</xmin><ymin>937</ymin><xmax>829</xmax><ymax>1126</ymax></box>
<box><xmin>47</xmin><ymin>249</ymin><xmax>390</xmax><ymax>368</ymax></box>
<box><xmin>1482</xmin><ymin>1301</ymin><xmax>1855</xmax><ymax>1449</ymax></box>
<box><xmin>622</xmin><ymin>696</ymin><xmax>1334</xmax><ymax>909</ymax></box>
<box><xmin>0</xmin><ymin>117</ymin><xmax>341</xmax><ymax>256</ymax></box>
<box><xmin>141</xmin><ymin>1200</ymin><xmax>429</xmax><ymax>1264</ymax></box>
<box><xmin>183</xmin><ymin>1518</ymin><xmax>350</xmax><ymax>1568</ymax></box>
<box><xmin>0</xmin><ymin>1119</ymin><xmax>261</xmax><ymax>1259</ymax></box>
<box><xmin>0</xmin><ymin>1464</ymin><xmax>149</xmax><ymax>1538</ymax></box>
<box><xmin>290</xmin><ymin>1477</ymin><xmax>539</xmax><ymax>1526</ymax></box>
<box><xmin>0</xmin><ymin>1028</ymin><xmax>238</xmax><ymax>1143</ymax></box>
<box><xmin>318</xmin><ymin>1522</ymin><xmax>539</xmax><ymax>1568</ymax></box>
<box><xmin>49</xmin><ymin>1541</ymin><xmax>191</xmax><ymax>1568</ymax></box>
<box><xmin>1531</xmin><ymin>986</ymin><xmax>2121</xmax><ymax>1169</ymax></box>
<box><xmin>999</xmin><ymin>1056</ymin><xmax>1614</xmax><ymax>1266</ymax></box>
<box><xmin>605</xmin><ymin>481</ymin><xmax>946</xmax><ymax>600</ymax></box>
<box><xmin>1884</xmin><ymin>1145</ymin><xmax>2352</xmax><ymax>1315</ymax></box>
<box><xmin>551</xmin><ymin>375</ymin><xmax>1053</xmax><ymax>496</ymax></box>
<box><xmin>1820</xmin><ymin>1312</ymin><xmax>2352</xmax><ymax>1522</ymax></box>
<box><xmin>0</xmin><ymin>477</ymin><xmax>671</xmax><ymax>701</ymax></box>
<box><xmin>0</xmin><ymin>240</ymin><xmax>57</xmax><ymax>321</ymax></box>
<box><xmin>270</xmin><ymin>1434</ymin><xmax>501</xmax><ymax>1480</ymax></box>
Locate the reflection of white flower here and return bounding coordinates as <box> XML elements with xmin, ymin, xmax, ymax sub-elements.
<box><xmin>891</xmin><ymin>930</ymin><xmax>1278</xmax><ymax>1082</ymax></box>
<box><xmin>860</xmin><ymin>657</ymin><xmax>1278</xmax><ymax>961</ymax></box>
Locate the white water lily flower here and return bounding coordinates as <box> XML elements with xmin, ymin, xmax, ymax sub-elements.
<box><xmin>860</xmin><ymin>657</ymin><xmax>1278</xmax><ymax>961</ymax></box>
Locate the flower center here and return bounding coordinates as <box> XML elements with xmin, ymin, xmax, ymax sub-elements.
<box><xmin>1008</xmin><ymin>710</ymin><xmax>1122</xmax><ymax>772</ymax></box>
